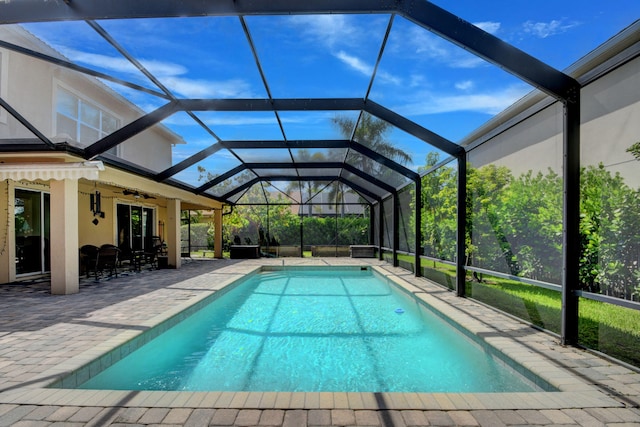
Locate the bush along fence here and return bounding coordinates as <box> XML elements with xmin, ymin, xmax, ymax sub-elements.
<box><xmin>416</xmin><ymin>152</ymin><xmax>640</xmax><ymax>303</ymax></box>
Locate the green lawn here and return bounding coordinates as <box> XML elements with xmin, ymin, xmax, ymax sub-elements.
<box><xmin>190</xmin><ymin>250</ymin><xmax>217</xmax><ymax>258</ymax></box>
<box><xmin>395</xmin><ymin>253</ymin><xmax>640</xmax><ymax>367</ymax></box>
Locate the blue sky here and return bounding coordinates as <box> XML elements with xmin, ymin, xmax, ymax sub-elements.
<box><xmin>21</xmin><ymin>1</ymin><xmax>640</xmax><ymax>190</ymax></box>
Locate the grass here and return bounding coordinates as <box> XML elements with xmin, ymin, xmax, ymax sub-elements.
<box><xmin>393</xmin><ymin>253</ymin><xmax>640</xmax><ymax>367</ymax></box>
<box><xmin>190</xmin><ymin>250</ymin><xmax>217</xmax><ymax>258</ymax></box>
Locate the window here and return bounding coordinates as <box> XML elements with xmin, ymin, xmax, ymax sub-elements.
<box><xmin>55</xmin><ymin>86</ymin><xmax>120</xmax><ymax>155</ymax></box>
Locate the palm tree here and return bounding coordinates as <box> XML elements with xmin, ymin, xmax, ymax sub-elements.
<box><xmin>285</xmin><ymin>149</ymin><xmax>327</xmax><ymax>217</ymax></box>
<box><xmin>333</xmin><ymin>112</ymin><xmax>412</xmax><ymax>175</ymax></box>
<box><xmin>330</xmin><ymin>113</ymin><xmax>413</xmax><ymax>212</ymax></box>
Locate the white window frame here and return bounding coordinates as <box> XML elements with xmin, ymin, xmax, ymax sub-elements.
<box><xmin>53</xmin><ymin>82</ymin><xmax>121</xmax><ymax>155</ymax></box>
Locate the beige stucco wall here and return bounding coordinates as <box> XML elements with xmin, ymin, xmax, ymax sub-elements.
<box><xmin>581</xmin><ymin>56</ymin><xmax>640</xmax><ymax>187</ymax></box>
<box><xmin>77</xmin><ymin>181</ymin><xmax>174</xmax><ymax>248</ymax></box>
<box><xmin>78</xmin><ymin>182</ymin><xmax>117</xmax><ymax>247</ymax></box>
<box><xmin>97</xmin><ymin>167</ymin><xmax>219</xmax><ymax>210</ymax></box>
<box><xmin>468</xmin><ymin>102</ymin><xmax>564</xmax><ymax>176</ymax></box>
<box><xmin>0</xmin><ymin>160</ymin><xmax>220</xmax><ymax>284</ymax></box>
<box><xmin>468</xmin><ymin>55</ymin><xmax>640</xmax><ymax>189</ymax></box>
<box><xmin>0</xmin><ymin>36</ymin><xmax>57</xmax><ymax>138</ymax></box>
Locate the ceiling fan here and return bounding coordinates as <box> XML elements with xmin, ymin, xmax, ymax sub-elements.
<box><xmin>122</xmin><ymin>189</ymin><xmax>156</xmax><ymax>199</ymax></box>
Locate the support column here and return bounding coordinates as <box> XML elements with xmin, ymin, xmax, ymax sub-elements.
<box><xmin>456</xmin><ymin>154</ymin><xmax>467</xmax><ymax>297</ymax></box>
<box><xmin>392</xmin><ymin>193</ymin><xmax>399</xmax><ymax>267</ymax></box>
<box><xmin>562</xmin><ymin>90</ymin><xmax>581</xmax><ymax>345</ymax></box>
<box><xmin>378</xmin><ymin>202</ymin><xmax>384</xmax><ymax>261</ymax></box>
<box><xmin>368</xmin><ymin>204</ymin><xmax>374</xmax><ymax>245</ymax></box>
<box><xmin>214</xmin><ymin>208</ymin><xmax>223</xmax><ymax>259</ymax></box>
<box><xmin>50</xmin><ymin>179</ymin><xmax>79</xmax><ymax>295</ymax></box>
<box><xmin>334</xmin><ymin>206</ymin><xmax>338</xmax><ymax>257</ymax></box>
<box><xmin>166</xmin><ymin>198</ymin><xmax>181</xmax><ymax>269</ymax></box>
<box><xmin>414</xmin><ymin>178</ymin><xmax>422</xmax><ymax>277</ymax></box>
<box><xmin>0</xmin><ymin>179</ymin><xmax>16</xmax><ymax>284</ymax></box>
<box><xmin>299</xmin><ymin>214</ymin><xmax>304</xmax><ymax>257</ymax></box>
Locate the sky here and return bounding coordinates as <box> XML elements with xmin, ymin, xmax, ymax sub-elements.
<box><xmin>19</xmin><ymin>0</ymin><xmax>640</xmax><ymax>193</ymax></box>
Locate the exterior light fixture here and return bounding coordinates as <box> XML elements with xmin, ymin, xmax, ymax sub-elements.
<box><xmin>90</xmin><ymin>191</ymin><xmax>102</xmax><ymax>215</ymax></box>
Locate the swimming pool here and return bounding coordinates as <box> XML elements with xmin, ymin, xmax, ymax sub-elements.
<box><xmin>65</xmin><ymin>266</ymin><xmax>549</xmax><ymax>393</ymax></box>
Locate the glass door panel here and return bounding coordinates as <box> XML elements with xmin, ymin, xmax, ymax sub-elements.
<box><xmin>131</xmin><ymin>206</ymin><xmax>142</xmax><ymax>251</ymax></box>
<box><xmin>117</xmin><ymin>204</ymin><xmax>132</xmax><ymax>253</ymax></box>
<box><xmin>15</xmin><ymin>189</ymin><xmax>49</xmax><ymax>275</ymax></box>
<box><xmin>117</xmin><ymin>204</ymin><xmax>155</xmax><ymax>252</ymax></box>
<box><xmin>142</xmin><ymin>207</ymin><xmax>154</xmax><ymax>249</ymax></box>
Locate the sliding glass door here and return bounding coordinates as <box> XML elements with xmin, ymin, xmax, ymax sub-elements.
<box><xmin>117</xmin><ymin>204</ymin><xmax>154</xmax><ymax>253</ymax></box>
<box><xmin>15</xmin><ymin>189</ymin><xmax>50</xmax><ymax>275</ymax></box>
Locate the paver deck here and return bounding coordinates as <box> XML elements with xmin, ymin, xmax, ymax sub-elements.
<box><xmin>1</xmin><ymin>257</ymin><xmax>639</xmax><ymax>426</ymax></box>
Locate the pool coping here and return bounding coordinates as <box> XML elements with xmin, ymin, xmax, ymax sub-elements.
<box><xmin>0</xmin><ymin>259</ymin><xmax>633</xmax><ymax>411</ymax></box>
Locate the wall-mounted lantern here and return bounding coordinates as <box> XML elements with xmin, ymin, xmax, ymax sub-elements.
<box><xmin>90</xmin><ymin>190</ymin><xmax>105</xmax><ymax>224</ymax></box>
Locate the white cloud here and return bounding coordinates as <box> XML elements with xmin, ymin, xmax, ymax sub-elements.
<box><xmin>163</xmin><ymin>113</ymin><xmax>279</xmax><ymax>127</ymax></box>
<box><xmin>140</xmin><ymin>60</ymin><xmax>189</xmax><ymax>78</ymax></box>
<box><xmin>56</xmin><ymin>47</ymin><xmax>134</xmax><ymax>74</ymax></box>
<box><xmin>474</xmin><ymin>21</ymin><xmax>501</xmax><ymax>35</ymax></box>
<box><xmin>335</xmin><ymin>50</ymin><xmax>372</xmax><ymax>75</ymax></box>
<box><xmin>202</xmin><ymin>116</ymin><xmax>279</xmax><ymax>127</ymax></box>
<box><xmin>57</xmin><ymin>46</ymin><xmax>254</xmax><ymax>99</ymax></box>
<box><xmin>455</xmin><ymin>80</ymin><xmax>474</xmax><ymax>91</ymax></box>
<box><xmin>163</xmin><ymin>77</ymin><xmax>252</xmax><ymax>98</ymax></box>
<box><xmin>405</xmin><ymin>26</ymin><xmax>487</xmax><ymax>69</ymax></box>
<box><xmin>409</xmin><ymin>74</ymin><xmax>427</xmax><ymax>88</ymax></box>
<box><xmin>410</xmin><ymin>27</ymin><xmax>449</xmax><ymax>58</ymax></box>
<box><xmin>289</xmin><ymin>15</ymin><xmax>357</xmax><ymax>48</ymax></box>
<box><xmin>399</xmin><ymin>84</ymin><xmax>529</xmax><ymax>116</ymax></box>
<box><xmin>376</xmin><ymin>69</ymin><xmax>402</xmax><ymax>86</ymax></box>
<box><xmin>286</xmin><ymin>15</ymin><xmax>402</xmax><ymax>84</ymax></box>
<box><xmin>99</xmin><ymin>80</ymin><xmax>166</xmax><ymax>112</ymax></box>
<box><xmin>449</xmin><ymin>55</ymin><xmax>486</xmax><ymax>69</ymax></box>
<box><xmin>523</xmin><ymin>19</ymin><xmax>580</xmax><ymax>38</ymax></box>
<box><xmin>58</xmin><ymin>46</ymin><xmax>188</xmax><ymax>77</ymax></box>
<box><xmin>334</xmin><ymin>50</ymin><xmax>401</xmax><ymax>85</ymax></box>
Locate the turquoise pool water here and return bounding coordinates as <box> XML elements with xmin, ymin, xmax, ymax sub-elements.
<box><xmin>76</xmin><ymin>267</ymin><xmax>542</xmax><ymax>392</ymax></box>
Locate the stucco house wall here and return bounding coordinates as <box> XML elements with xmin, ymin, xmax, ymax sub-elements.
<box><xmin>466</xmin><ymin>51</ymin><xmax>640</xmax><ymax>190</ymax></box>
<box><xmin>0</xmin><ymin>25</ymin><xmax>179</xmax><ymax>172</ymax></box>
<box><xmin>0</xmin><ymin>25</ymin><xmax>220</xmax><ymax>286</ymax></box>
<box><xmin>581</xmin><ymin>55</ymin><xmax>640</xmax><ymax>187</ymax></box>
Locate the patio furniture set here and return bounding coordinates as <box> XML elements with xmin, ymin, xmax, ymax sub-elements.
<box><xmin>79</xmin><ymin>236</ymin><xmax>166</xmax><ymax>280</ymax></box>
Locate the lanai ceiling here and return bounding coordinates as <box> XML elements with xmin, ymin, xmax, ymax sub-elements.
<box><xmin>0</xmin><ymin>1</ymin><xmax>586</xmax><ymax>206</ymax></box>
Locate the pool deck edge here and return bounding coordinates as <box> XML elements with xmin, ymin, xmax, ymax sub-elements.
<box><xmin>1</xmin><ymin>258</ymin><xmax>639</xmax><ymax>416</ymax></box>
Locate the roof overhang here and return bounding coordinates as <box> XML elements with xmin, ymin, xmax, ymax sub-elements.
<box><xmin>0</xmin><ymin>161</ymin><xmax>104</xmax><ymax>181</ymax></box>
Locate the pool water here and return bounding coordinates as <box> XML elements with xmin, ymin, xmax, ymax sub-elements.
<box><xmin>76</xmin><ymin>267</ymin><xmax>541</xmax><ymax>392</ymax></box>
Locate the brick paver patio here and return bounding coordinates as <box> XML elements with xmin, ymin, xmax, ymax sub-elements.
<box><xmin>1</xmin><ymin>258</ymin><xmax>639</xmax><ymax>426</ymax></box>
